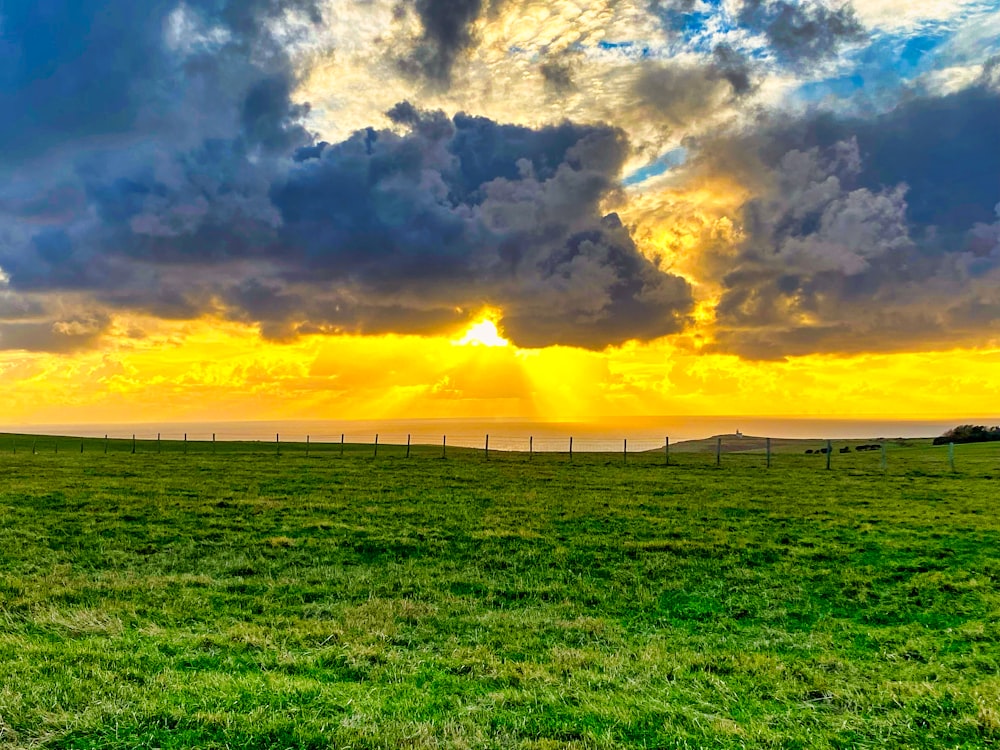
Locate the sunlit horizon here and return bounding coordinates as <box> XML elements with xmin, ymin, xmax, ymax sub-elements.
<box><xmin>1</xmin><ymin>313</ymin><xmax>999</xmax><ymax>428</ymax></box>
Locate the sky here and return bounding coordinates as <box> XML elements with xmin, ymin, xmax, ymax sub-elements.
<box><xmin>0</xmin><ymin>0</ymin><xmax>999</xmax><ymax>425</ymax></box>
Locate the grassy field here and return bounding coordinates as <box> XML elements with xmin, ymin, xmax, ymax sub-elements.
<box><xmin>0</xmin><ymin>435</ymin><xmax>997</xmax><ymax>748</ymax></box>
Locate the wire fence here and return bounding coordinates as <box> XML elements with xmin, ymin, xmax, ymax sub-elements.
<box><xmin>0</xmin><ymin>430</ymin><xmax>994</xmax><ymax>475</ymax></box>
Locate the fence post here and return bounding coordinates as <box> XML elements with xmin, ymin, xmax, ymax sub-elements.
<box><xmin>766</xmin><ymin>437</ymin><xmax>771</xmax><ymax>469</ymax></box>
<box><xmin>569</xmin><ymin>436</ymin><xmax>573</xmax><ymax>462</ymax></box>
<box><xmin>716</xmin><ymin>437</ymin><xmax>721</xmax><ymax>467</ymax></box>
<box><xmin>32</xmin><ymin>440</ymin><xmax>36</xmax><ymax>456</ymax></box>
<box><xmin>665</xmin><ymin>436</ymin><xmax>669</xmax><ymax>466</ymax></box>
<box><xmin>442</xmin><ymin>435</ymin><xmax>446</xmax><ymax>459</ymax></box>
<box><xmin>306</xmin><ymin>435</ymin><xmax>310</xmax><ymax>457</ymax></box>
<box><xmin>374</xmin><ymin>434</ymin><xmax>378</xmax><ymax>458</ymax></box>
<box><xmin>529</xmin><ymin>436</ymin><xmax>533</xmax><ymax>460</ymax></box>
<box><xmin>485</xmin><ymin>434</ymin><xmax>489</xmax><ymax>461</ymax></box>
<box><xmin>132</xmin><ymin>434</ymin><xmax>136</xmax><ymax>455</ymax></box>
<box><xmin>184</xmin><ymin>433</ymin><xmax>187</xmax><ymax>455</ymax></box>
<box><xmin>341</xmin><ymin>433</ymin><xmax>345</xmax><ymax>457</ymax></box>
<box><xmin>81</xmin><ymin>440</ymin><xmax>84</xmax><ymax>454</ymax></box>
<box><xmin>406</xmin><ymin>434</ymin><xmax>411</xmax><ymax>459</ymax></box>
<box><xmin>157</xmin><ymin>433</ymin><xmax>161</xmax><ymax>454</ymax></box>
<box><xmin>213</xmin><ymin>433</ymin><xmax>216</xmax><ymax>453</ymax></box>
<box><xmin>948</xmin><ymin>442</ymin><xmax>955</xmax><ymax>472</ymax></box>
<box><xmin>623</xmin><ymin>438</ymin><xmax>627</xmax><ymax>465</ymax></box>
<box><xmin>105</xmin><ymin>435</ymin><xmax>108</xmax><ymax>455</ymax></box>
<box><xmin>276</xmin><ymin>433</ymin><xmax>280</xmax><ymax>457</ymax></box>
<box><xmin>826</xmin><ymin>440</ymin><xmax>832</xmax><ymax>470</ymax></box>
<box><xmin>880</xmin><ymin>443</ymin><xmax>887</xmax><ymax>471</ymax></box>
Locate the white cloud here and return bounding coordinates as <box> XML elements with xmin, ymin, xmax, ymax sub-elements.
<box><xmin>851</xmin><ymin>0</ymin><xmax>989</xmax><ymax>31</ymax></box>
<box><xmin>163</xmin><ymin>3</ymin><xmax>231</xmax><ymax>55</ymax></box>
<box><xmin>919</xmin><ymin>64</ymin><xmax>983</xmax><ymax>95</ymax></box>
<box><xmin>938</xmin><ymin>6</ymin><xmax>1000</xmax><ymax>63</ymax></box>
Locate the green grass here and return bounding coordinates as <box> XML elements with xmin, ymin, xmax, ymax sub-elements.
<box><xmin>0</xmin><ymin>435</ymin><xmax>998</xmax><ymax>748</ymax></box>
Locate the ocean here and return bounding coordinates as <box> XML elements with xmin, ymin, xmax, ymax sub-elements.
<box><xmin>4</xmin><ymin>416</ymin><xmax>996</xmax><ymax>452</ymax></box>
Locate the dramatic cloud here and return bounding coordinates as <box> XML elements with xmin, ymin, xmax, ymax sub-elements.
<box><xmin>400</xmin><ymin>0</ymin><xmax>493</xmax><ymax>83</ymax></box>
<box><xmin>0</xmin><ymin>0</ymin><xmax>322</xmax><ymax>165</ymax></box>
<box><xmin>738</xmin><ymin>0</ymin><xmax>866</xmax><ymax>69</ymax></box>
<box><xmin>683</xmin><ymin>83</ymin><xmax>1000</xmax><ymax>358</ymax></box>
<box><xmin>0</xmin><ymin>100</ymin><xmax>694</xmax><ymax>350</ymax></box>
<box><xmin>0</xmin><ymin>313</ymin><xmax>112</xmax><ymax>354</ymax></box>
<box><xmin>0</xmin><ymin>0</ymin><xmax>998</xmax><ymax>365</ymax></box>
<box><xmin>245</xmin><ymin>109</ymin><xmax>694</xmax><ymax>348</ymax></box>
<box><xmin>631</xmin><ymin>51</ymin><xmax>755</xmax><ymax>131</ymax></box>
<box><xmin>540</xmin><ymin>59</ymin><xmax>577</xmax><ymax>93</ymax></box>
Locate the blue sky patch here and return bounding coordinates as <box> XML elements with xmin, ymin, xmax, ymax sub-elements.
<box><xmin>623</xmin><ymin>148</ymin><xmax>688</xmax><ymax>187</ymax></box>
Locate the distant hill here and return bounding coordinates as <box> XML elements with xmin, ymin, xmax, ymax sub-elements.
<box><xmin>932</xmin><ymin>425</ymin><xmax>1000</xmax><ymax>446</ymax></box>
<box><xmin>667</xmin><ymin>434</ymin><xmax>932</xmax><ymax>454</ymax></box>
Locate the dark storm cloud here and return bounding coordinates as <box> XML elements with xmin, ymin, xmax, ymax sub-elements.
<box><xmin>0</xmin><ymin>0</ymin><xmax>321</xmax><ymax>166</ymax></box>
<box><xmin>737</xmin><ymin>0</ymin><xmax>865</xmax><ymax>69</ymax></box>
<box><xmin>399</xmin><ymin>0</ymin><xmax>496</xmax><ymax>84</ymax></box>
<box><xmin>0</xmin><ymin>314</ymin><xmax>111</xmax><ymax>354</ymax></box>
<box><xmin>712</xmin><ymin>44</ymin><xmax>755</xmax><ymax>96</ymax></box>
<box><xmin>241</xmin><ymin>77</ymin><xmax>313</xmax><ymax>154</ymax></box>
<box><xmin>632</xmin><ymin>51</ymin><xmax>754</xmax><ymax>130</ymax></box>
<box><xmin>0</xmin><ymin>0</ymin><xmax>326</xmax><ymax>353</ymax></box>
<box><xmin>752</xmin><ymin>85</ymin><xmax>1000</xmax><ymax>244</ymax></box>
<box><xmin>540</xmin><ymin>60</ymin><xmax>576</xmax><ymax>93</ymax></box>
<box><xmin>0</xmin><ymin>0</ymin><xmax>174</xmax><ymax>162</ymax></box>
<box><xmin>0</xmin><ymin>228</ymin><xmax>127</xmax><ymax>292</ymax></box>
<box><xmin>267</xmin><ymin>108</ymin><xmax>694</xmax><ymax>347</ymax></box>
<box><xmin>688</xmin><ymin>83</ymin><xmax>1000</xmax><ymax>359</ymax></box>
<box><xmin>1</xmin><ymin>101</ymin><xmax>694</xmax><ymax>350</ymax></box>
<box><xmin>0</xmin><ymin>294</ymin><xmax>46</xmax><ymax>321</ymax></box>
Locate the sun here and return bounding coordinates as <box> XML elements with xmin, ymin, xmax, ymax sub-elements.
<box><xmin>453</xmin><ymin>315</ymin><xmax>510</xmax><ymax>347</ymax></box>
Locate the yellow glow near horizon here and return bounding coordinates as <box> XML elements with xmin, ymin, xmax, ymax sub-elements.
<box><xmin>453</xmin><ymin>316</ymin><xmax>509</xmax><ymax>348</ymax></box>
<box><xmin>0</xmin><ymin>314</ymin><xmax>999</xmax><ymax>426</ymax></box>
